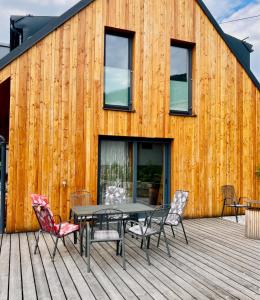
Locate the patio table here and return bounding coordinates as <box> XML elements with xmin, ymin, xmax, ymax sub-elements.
<box><xmin>71</xmin><ymin>203</ymin><xmax>156</xmax><ymax>255</ymax></box>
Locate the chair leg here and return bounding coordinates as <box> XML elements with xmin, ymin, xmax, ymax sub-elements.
<box><xmin>80</xmin><ymin>226</ymin><xmax>84</xmax><ymax>256</ymax></box>
<box><xmin>87</xmin><ymin>231</ymin><xmax>91</xmax><ymax>273</ymax></box>
<box><xmin>147</xmin><ymin>237</ymin><xmax>151</xmax><ymax>249</ymax></box>
<box><xmin>221</xmin><ymin>203</ymin><xmax>225</xmax><ymax>219</ymax></box>
<box><xmin>235</xmin><ymin>207</ymin><xmax>239</xmax><ymax>223</ymax></box>
<box><xmin>162</xmin><ymin>228</ymin><xmax>171</xmax><ymax>257</ymax></box>
<box><xmin>73</xmin><ymin>231</ymin><xmax>77</xmax><ymax>244</ymax></box>
<box><xmin>34</xmin><ymin>229</ymin><xmax>41</xmax><ymax>254</ymax></box>
<box><xmin>157</xmin><ymin>231</ymin><xmax>161</xmax><ymax>248</ymax></box>
<box><xmin>180</xmin><ymin>220</ymin><xmax>188</xmax><ymax>244</ymax></box>
<box><xmin>62</xmin><ymin>237</ymin><xmax>66</xmax><ymax>246</ymax></box>
<box><xmin>122</xmin><ymin>239</ymin><xmax>126</xmax><ymax>270</ymax></box>
<box><xmin>52</xmin><ymin>236</ymin><xmax>59</xmax><ymax>261</ymax></box>
<box><xmin>171</xmin><ymin>225</ymin><xmax>175</xmax><ymax>237</ymax></box>
<box><xmin>116</xmin><ymin>241</ymin><xmax>120</xmax><ymax>256</ymax></box>
<box><xmin>143</xmin><ymin>237</ymin><xmax>151</xmax><ymax>265</ymax></box>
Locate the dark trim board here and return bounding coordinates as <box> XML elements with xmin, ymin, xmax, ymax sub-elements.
<box><xmin>0</xmin><ymin>0</ymin><xmax>259</xmax><ymax>89</ymax></box>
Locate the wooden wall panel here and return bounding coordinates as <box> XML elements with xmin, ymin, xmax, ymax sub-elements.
<box><xmin>0</xmin><ymin>0</ymin><xmax>259</xmax><ymax>231</ymax></box>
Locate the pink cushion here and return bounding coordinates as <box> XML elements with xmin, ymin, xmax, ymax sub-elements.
<box><xmin>56</xmin><ymin>222</ymin><xmax>79</xmax><ymax>237</ymax></box>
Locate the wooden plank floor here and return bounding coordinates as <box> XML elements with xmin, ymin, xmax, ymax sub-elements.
<box><xmin>0</xmin><ymin>218</ymin><xmax>260</xmax><ymax>300</ymax></box>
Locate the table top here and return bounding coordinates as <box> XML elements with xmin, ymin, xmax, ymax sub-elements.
<box><xmin>71</xmin><ymin>203</ymin><xmax>156</xmax><ymax>217</ymax></box>
<box><xmin>246</xmin><ymin>200</ymin><xmax>260</xmax><ymax>205</ymax></box>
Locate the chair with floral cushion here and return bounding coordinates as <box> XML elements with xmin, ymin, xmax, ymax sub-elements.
<box><xmin>105</xmin><ymin>185</ymin><xmax>138</xmax><ymax>231</ymax></box>
<box><xmin>105</xmin><ymin>185</ymin><xmax>129</xmax><ymax>220</ymax></box>
<box><xmin>105</xmin><ymin>185</ymin><xmax>127</xmax><ymax>205</ymax></box>
<box><xmin>158</xmin><ymin>190</ymin><xmax>189</xmax><ymax>245</ymax></box>
<box><xmin>31</xmin><ymin>194</ymin><xmax>79</xmax><ymax>261</ymax></box>
<box><xmin>125</xmin><ymin>207</ymin><xmax>171</xmax><ymax>265</ymax></box>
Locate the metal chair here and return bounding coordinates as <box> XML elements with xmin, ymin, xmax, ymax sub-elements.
<box><xmin>70</xmin><ymin>190</ymin><xmax>92</xmax><ymax>219</ymax></box>
<box><xmin>158</xmin><ymin>190</ymin><xmax>189</xmax><ymax>245</ymax></box>
<box><xmin>126</xmin><ymin>207</ymin><xmax>171</xmax><ymax>265</ymax></box>
<box><xmin>31</xmin><ymin>194</ymin><xmax>79</xmax><ymax>261</ymax></box>
<box><xmin>221</xmin><ymin>185</ymin><xmax>249</xmax><ymax>222</ymax></box>
<box><xmin>70</xmin><ymin>190</ymin><xmax>93</xmax><ymax>246</ymax></box>
<box><xmin>86</xmin><ymin>209</ymin><xmax>126</xmax><ymax>273</ymax></box>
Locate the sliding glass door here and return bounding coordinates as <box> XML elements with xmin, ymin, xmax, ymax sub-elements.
<box><xmin>136</xmin><ymin>143</ymin><xmax>164</xmax><ymax>206</ymax></box>
<box><xmin>98</xmin><ymin>137</ymin><xmax>171</xmax><ymax>205</ymax></box>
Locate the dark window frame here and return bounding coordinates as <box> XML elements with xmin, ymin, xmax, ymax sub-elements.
<box><xmin>170</xmin><ymin>40</ymin><xmax>194</xmax><ymax>116</ymax></box>
<box><xmin>103</xmin><ymin>27</ymin><xmax>134</xmax><ymax>111</ymax></box>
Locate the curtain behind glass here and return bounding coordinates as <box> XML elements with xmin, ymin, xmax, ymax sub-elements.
<box><xmin>100</xmin><ymin>140</ymin><xmax>133</xmax><ymax>203</ymax></box>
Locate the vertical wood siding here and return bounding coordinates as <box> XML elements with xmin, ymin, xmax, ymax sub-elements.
<box><xmin>0</xmin><ymin>0</ymin><xmax>259</xmax><ymax>231</ymax></box>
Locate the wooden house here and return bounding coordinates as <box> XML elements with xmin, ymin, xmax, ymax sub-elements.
<box><xmin>0</xmin><ymin>0</ymin><xmax>259</xmax><ymax>232</ymax></box>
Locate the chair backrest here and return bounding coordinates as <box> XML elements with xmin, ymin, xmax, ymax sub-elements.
<box><xmin>90</xmin><ymin>209</ymin><xmax>124</xmax><ymax>238</ymax></box>
<box><xmin>147</xmin><ymin>207</ymin><xmax>170</xmax><ymax>234</ymax></box>
<box><xmin>170</xmin><ymin>190</ymin><xmax>189</xmax><ymax>215</ymax></box>
<box><xmin>105</xmin><ymin>186</ymin><xmax>126</xmax><ymax>205</ymax></box>
<box><xmin>166</xmin><ymin>190</ymin><xmax>189</xmax><ymax>225</ymax></box>
<box><xmin>31</xmin><ymin>194</ymin><xmax>57</xmax><ymax>234</ymax></box>
<box><xmin>221</xmin><ymin>185</ymin><xmax>237</xmax><ymax>204</ymax></box>
<box><xmin>70</xmin><ymin>190</ymin><xmax>92</xmax><ymax>207</ymax></box>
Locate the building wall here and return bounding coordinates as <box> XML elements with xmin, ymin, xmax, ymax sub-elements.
<box><xmin>0</xmin><ymin>0</ymin><xmax>259</xmax><ymax>232</ymax></box>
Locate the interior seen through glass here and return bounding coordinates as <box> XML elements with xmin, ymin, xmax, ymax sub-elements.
<box><xmin>100</xmin><ymin>140</ymin><xmax>164</xmax><ymax>206</ymax></box>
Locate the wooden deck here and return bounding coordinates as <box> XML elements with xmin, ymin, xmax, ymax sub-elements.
<box><xmin>0</xmin><ymin>218</ymin><xmax>260</xmax><ymax>300</ymax></box>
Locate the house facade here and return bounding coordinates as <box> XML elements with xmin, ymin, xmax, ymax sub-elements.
<box><xmin>0</xmin><ymin>0</ymin><xmax>259</xmax><ymax>232</ymax></box>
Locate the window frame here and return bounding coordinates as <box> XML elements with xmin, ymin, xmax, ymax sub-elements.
<box><xmin>103</xmin><ymin>27</ymin><xmax>134</xmax><ymax>111</ymax></box>
<box><xmin>170</xmin><ymin>41</ymin><xmax>193</xmax><ymax>116</ymax></box>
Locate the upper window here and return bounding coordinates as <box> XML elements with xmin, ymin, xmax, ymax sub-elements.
<box><xmin>170</xmin><ymin>44</ymin><xmax>192</xmax><ymax>114</ymax></box>
<box><xmin>104</xmin><ymin>30</ymin><xmax>133</xmax><ymax>109</ymax></box>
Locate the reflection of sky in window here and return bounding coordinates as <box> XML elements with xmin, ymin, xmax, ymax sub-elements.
<box><xmin>105</xmin><ymin>34</ymin><xmax>130</xmax><ymax>98</ymax></box>
<box><xmin>170</xmin><ymin>46</ymin><xmax>188</xmax><ymax>78</ymax></box>
<box><xmin>106</xmin><ymin>34</ymin><xmax>129</xmax><ymax>69</ymax></box>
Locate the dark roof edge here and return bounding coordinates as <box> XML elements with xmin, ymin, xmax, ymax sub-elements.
<box><xmin>0</xmin><ymin>0</ymin><xmax>259</xmax><ymax>90</ymax></box>
<box><xmin>196</xmin><ymin>0</ymin><xmax>260</xmax><ymax>90</ymax></box>
<box><xmin>0</xmin><ymin>0</ymin><xmax>94</xmax><ymax>71</ymax></box>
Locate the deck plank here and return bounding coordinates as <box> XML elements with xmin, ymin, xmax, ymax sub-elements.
<box><xmin>9</xmin><ymin>234</ymin><xmax>22</xmax><ymax>300</ymax></box>
<box><xmin>43</xmin><ymin>234</ymin><xmax>81</xmax><ymax>300</ymax></box>
<box><xmin>0</xmin><ymin>234</ymin><xmax>10</xmax><ymax>299</ymax></box>
<box><xmin>178</xmin><ymin>224</ymin><xmax>260</xmax><ymax>282</ymax></box>
<box><xmin>48</xmin><ymin>234</ymin><xmax>96</xmax><ymax>300</ymax></box>
<box><xmin>123</xmin><ymin>234</ymin><xmax>232</xmax><ymax>300</ymax></box>
<box><xmin>27</xmin><ymin>232</ymin><xmax>52</xmax><ymax>300</ymax></box>
<box><xmin>2</xmin><ymin>218</ymin><xmax>260</xmax><ymax>300</ymax></box>
<box><xmin>65</xmin><ymin>237</ymin><xmax>111</xmax><ymax>300</ymax></box>
<box><xmin>38</xmin><ymin>233</ymin><xmax>66</xmax><ymax>299</ymax></box>
<box><xmin>91</xmin><ymin>242</ymin><xmax>153</xmax><ymax>299</ymax></box>
<box><xmin>20</xmin><ymin>233</ymin><xmax>37</xmax><ymax>300</ymax></box>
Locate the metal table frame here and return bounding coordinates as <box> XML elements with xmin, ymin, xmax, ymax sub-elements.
<box><xmin>71</xmin><ymin>203</ymin><xmax>156</xmax><ymax>255</ymax></box>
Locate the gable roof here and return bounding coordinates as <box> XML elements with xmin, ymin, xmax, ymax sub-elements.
<box><xmin>0</xmin><ymin>0</ymin><xmax>259</xmax><ymax>89</ymax></box>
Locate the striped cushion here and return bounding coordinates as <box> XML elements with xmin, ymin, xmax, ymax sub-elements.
<box><xmin>94</xmin><ymin>230</ymin><xmax>120</xmax><ymax>241</ymax></box>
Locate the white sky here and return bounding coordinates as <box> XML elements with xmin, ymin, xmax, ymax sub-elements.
<box><xmin>0</xmin><ymin>0</ymin><xmax>259</xmax><ymax>80</ymax></box>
